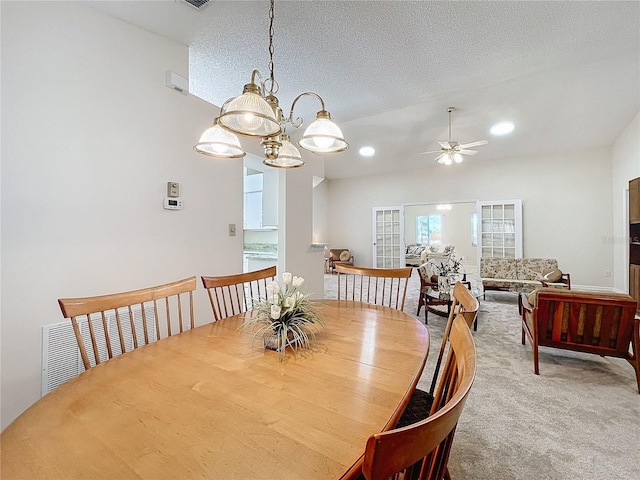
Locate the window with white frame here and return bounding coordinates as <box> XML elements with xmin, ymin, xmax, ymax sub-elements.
<box><xmin>416</xmin><ymin>215</ymin><xmax>442</xmax><ymax>245</ymax></box>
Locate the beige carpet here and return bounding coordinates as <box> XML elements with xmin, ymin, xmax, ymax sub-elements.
<box><xmin>324</xmin><ymin>271</ymin><xmax>640</xmax><ymax>480</ymax></box>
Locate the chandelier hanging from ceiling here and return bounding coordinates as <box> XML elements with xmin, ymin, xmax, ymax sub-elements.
<box><xmin>194</xmin><ymin>0</ymin><xmax>348</xmax><ymax>168</ymax></box>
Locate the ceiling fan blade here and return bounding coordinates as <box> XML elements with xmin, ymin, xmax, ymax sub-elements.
<box><xmin>438</xmin><ymin>141</ymin><xmax>452</xmax><ymax>149</ymax></box>
<box><xmin>458</xmin><ymin>140</ymin><xmax>488</xmax><ymax>149</ymax></box>
<box><xmin>458</xmin><ymin>149</ymin><xmax>479</xmax><ymax>155</ymax></box>
<box><xmin>415</xmin><ymin>149</ymin><xmax>443</xmax><ymax>155</ymax></box>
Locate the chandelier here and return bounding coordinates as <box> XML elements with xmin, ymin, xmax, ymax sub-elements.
<box><xmin>194</xmin><ymin>0</ymin><xmax>348</xmax><ymax>168</ymax></box>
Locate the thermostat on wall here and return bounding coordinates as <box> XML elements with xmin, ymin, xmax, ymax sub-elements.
<box><xmin>163</xmin><ymin>197</ymin><xmax>183</xmax><ymax>210</ymax></box>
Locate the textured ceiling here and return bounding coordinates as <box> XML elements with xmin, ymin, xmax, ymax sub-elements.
<box><xmin>86</xmin><ymin>0</ymin><xmax>640</xmax><ymax>180</ymax></box>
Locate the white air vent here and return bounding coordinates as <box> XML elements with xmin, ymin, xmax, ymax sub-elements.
<box><xmin>179</xmin><ymin>0</ymin><xmax>211</xmax><ymax>10</ymax></box>
<box><xmin>42</xmin><ymin>304</ymin><xmax>156</xmax><ymax>395</ymax></box>
<box><xmin>166</xmin><ymin>71</ymin><xmax>189</xmax><ymax>95</ymax></box>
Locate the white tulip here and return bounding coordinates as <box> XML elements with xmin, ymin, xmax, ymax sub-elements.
<box><xmin>292</xmin><ymin>276</ymin><xmax>305</xmax><ymax>288</ymax></box>
<box><xmin>270</xmin><ymin>305</ymin><xmax>282</xmax><ymax>320</ymax></box>
<box><xmin>282</xmin><ymin>272</ymin><xmax>292</xmax><ymax>285</ymax></box>
<box><xmin>267</xmin><ymin>281</ymin><xmax>280</xmax><ymax>295</ymax></box>
<box><xmin>283</xmin><ymin>296</ymin><xmax>295</xmax><ymax>310</ymax></box>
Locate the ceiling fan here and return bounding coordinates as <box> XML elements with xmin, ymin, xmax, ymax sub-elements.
<box><xmin>417</xmin><ymin>107</ymin><xmax>488</xmax><ymax>165</ymax></box>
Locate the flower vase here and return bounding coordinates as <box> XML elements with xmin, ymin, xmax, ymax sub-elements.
<box><xmin>438</xmin><ymin>275</ymin><xmax>451</xmax><ymax>292</ymax></box>
<box><xmin>263</xmin><ymin>329</ymin><xmax>295</xmax><ymax>352</ymax></box>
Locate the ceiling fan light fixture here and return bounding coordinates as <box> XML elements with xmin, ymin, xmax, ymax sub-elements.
<box><xmin>193</xmin><ymin>121</ymin><xmax>246</xmax><ymax>158</ymax></box>
<box><xmin>437</xmin><ymin>153</ymin><xmax>452</xmax><ymax>166</ymax></box>
<box><xmin>490</xmin><ymin>121</ymin><xmax>515</xmax><ymax>136</ymax></box>
<box><xmin>421</xmin><ymin>107</ymin><xmax>488</xmax><ymax>166</ymax></box>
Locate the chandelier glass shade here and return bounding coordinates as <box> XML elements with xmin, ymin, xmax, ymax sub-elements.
<box><xmin>194</xmin><ymin>0</ymin><xmax>347</xmax><ymax>168</ymax></box>
<box><xmin>298</xmin><ymin>110</ymin><xmax>348</xmax><ymax>153</ymax></box>
<box><xmin>263</xmin><ymin>134</ymin><xmax>304</xmax><ymax>168</ymax></box>
<box><xmin>217</xmin><ymin>84</ymin><xmax>281</xmax><ymax>138</ymax></box>
<box><xmin>194</xmin><ymin>120</ymin><xmax>246</xmax><ymax>158</ymax></box>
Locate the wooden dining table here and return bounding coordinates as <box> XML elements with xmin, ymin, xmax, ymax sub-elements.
<box><xmin>1</xmin><ymin>299</ymin><xmax>429</xmax><ymax>479</ymax></box>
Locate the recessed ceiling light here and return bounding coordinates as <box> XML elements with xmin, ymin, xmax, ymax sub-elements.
<box><xmin>359</xmin><ymin>146</ymin><xmax>375</xmax><ymax>157</ymax></box>
<box><xmin>490</xmin><ymin>121</ymin><xmax>515</xmax><ymax>136</ymax></box>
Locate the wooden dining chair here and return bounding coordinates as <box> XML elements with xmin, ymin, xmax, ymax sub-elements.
<box><xmin>335</xmin><ymin>264</ymin><xmax>412</xmax><ymax>310</ymax></box>
<box><xmin>58</xmin><ymin>276</ymin><xmax>197</xmax><ymax>371</ymax></box>
<box><xmin>397</xmin><ymin>281</ymin><xmax>479</xmax><ymax>428</ymax></box>
<box><xmin>428</xmin><ymin>281</ymin><xmax>479</xmax><ymax>395</ymax></box>
<box><xmin>201</xmin><ymin>266</ymin><xmax>276</xmax><ymax>321</ymax></box>
<box><xmin>362</xmin><ymin>314</ymin><xmax>477</xmax><ymax>480</ymax></box>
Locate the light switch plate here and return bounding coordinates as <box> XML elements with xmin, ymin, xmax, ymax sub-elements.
<box><xmin>167</xmin><ymin>182</ymin><xmax>180</xmax><ymax>197</ymax></box>
<box><xmin>229</xmin><ymin>224</ymin><xmax>236</xmax><ymax>236</ymax></box>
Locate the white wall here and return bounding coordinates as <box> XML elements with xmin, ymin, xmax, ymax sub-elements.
<box><xmin>1</xmin><ymin>2</ymin><xmax>244</xmax><ymax>429</ymax></box>
<box><xmin>278</xmin><ymin>156</ymin><xmax>326</xmax><ymax>299</ymax></box>
<box><xmin>328</xmin><ymin>147</ymin><xmax>614</xmax><ymax>288</ymax></box>
<box><xmin>612</xmin><ymin>111</ymin><xmax>640</xmax><ymax>292</ymax></box>
<box><xmin>313</xmin><ymin>177</ymin><xmax>329</xmax><ymax>245</ymax></box>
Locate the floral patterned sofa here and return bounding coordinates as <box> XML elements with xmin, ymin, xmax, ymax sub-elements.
<box><xmin>480</xmin><ymin>257</ymin><xmax>570</xmax><ymax>294</ymax></box>
<box><xmin>420</xmin><ymin>244</ymin><xmax>455</xmax><ymax>264</ymax></box>
<box><xmin>405</xmin><ymin>244</ymin><xmax>427</xmax><ymax>267</ymax></box>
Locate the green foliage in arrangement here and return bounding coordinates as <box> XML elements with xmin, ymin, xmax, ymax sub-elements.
<box><xmin>245</xmin><ymin>272</ymin><xmax>325</xmax><ymax>360</ymax></box>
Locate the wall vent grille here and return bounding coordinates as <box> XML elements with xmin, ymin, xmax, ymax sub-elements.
<box><xmin>42</xmin><ymin>304</ymin><xmax>156</xmax><ymax>395</ymax></box>
<box><xmin>179</xmin><ymin>0</ymin><xmax>211</xmax><ymax>10</ymax></box>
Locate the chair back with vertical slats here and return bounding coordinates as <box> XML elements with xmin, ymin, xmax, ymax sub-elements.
<box><xmin>362</xmin><ymin>314</ymin><xmax>477</xmax><ymax>480</ymax></box>
<box><xmin>521</xmin><ymin>288</ymin><xmax>639</xmax><ymax>392</ymax></box>
<box><xmin>201</xmin><ymin>266</ymin><xmax>276</xmax><ymax>321</ymax></box>
<box><xmin>58</xmin><ymin>276</ymin><xmax>197</xmax><ymax>371</ymax></box>
<box><xmin>532</xmin><ymin>289</ymin><xmax>636</xmax><ymax>356</ymax></box>
<box><xmin>429</xmin><ymin>281</ymin><xmax>479</xmax><ymax>395</ymax></box>
<box><xmin>396</xmin><ymin>281</ymin><xmax>479</xmax><ymax>429</ymax></box>
<box><xmin>335</xmin><ymin>264</ymin><xmax>412</xmax><ymax>310</ymax></box>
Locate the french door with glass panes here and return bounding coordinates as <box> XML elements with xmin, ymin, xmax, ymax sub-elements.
<box><xmin>372</xmin><ymin>207</ymin><xmax>403</xmax><ymax>268</ymax></box>
<box><xmin>478</xmin><ymin>200</ymin><xmax>523</xmax><ymax>258</ymax></box>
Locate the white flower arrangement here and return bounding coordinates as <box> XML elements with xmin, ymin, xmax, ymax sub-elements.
<box><xmin>247</xmin><ymin>272</ymin><xmax>324</xmax><ymax>360</ymax></box>
<box><xmin>432</xmin><ymin>254</ymin><xmax>463</xmax><ymax>277</ymax></box>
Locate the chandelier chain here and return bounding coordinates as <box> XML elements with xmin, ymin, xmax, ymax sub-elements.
<box><xmin>268</xmin><ymin>0</ymin><xmax>275</xmax><ymax>95</ymax></box>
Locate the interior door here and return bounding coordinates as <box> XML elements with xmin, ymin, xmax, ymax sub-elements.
<box><xmin>372</xmin><ymin>207</ymin><xmax>403</xmax><ymax>268</ymax></box>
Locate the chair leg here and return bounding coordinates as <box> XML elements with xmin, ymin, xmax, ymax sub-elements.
<box><xmin>533</xmin><ymin>341</ymin><xmax>540</xmax><ymax>375</ymax></box>
<box><xmin>517</xmin><ymin>293</ymin><xmax>523</xmax><ymax>315</ymax></box>
<box><xmin>628</xmin><ymin>328</ymin><xmax>640</xmax><ymax>394</ymax></box>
